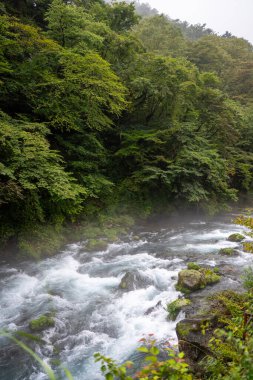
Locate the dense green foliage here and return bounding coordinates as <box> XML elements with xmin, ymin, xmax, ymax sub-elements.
<box><xmin>1</xmin><ymin>0</ymin><xmax>253</xmax><ymax>256</ymax></box>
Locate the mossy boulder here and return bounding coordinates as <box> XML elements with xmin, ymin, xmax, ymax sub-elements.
<box><xmin>176</xmin><ymin>270</ymin><xmax>205</xmax><ymax>293</ymax></box>
<box><xmin>176</xmin><ymin>267</ymin><xmax>221</xmax><ymax>293</ymax></box>
<box><xmin>176</xmin><ymin>314</ymin><xmax>218</xmax><ymax>365</ymax></box>
<box><xmin>167</xmin><ymin>298</ymin><xmax>191</xmax><ymax>321</ymax></box>
<box><xmin>219</xmin><ymin>248</ymin><xmax>238</xmax><ymax>256</ymax></box>
<box><xmin>29</xmin><ymin>315</ymin><xmax>55</xmax><ymax>332</ymax></box>
<box><xmin>227</xmin><ymin>233</ymin><xmax>245</xmax><ymax>242</ymax></box>
<box><xmin>176</xmin><ymin>290</ymin><xmax>248</xmax><ymax>369</ymax></box>
<box><xmin>86</xmin><ymin>239</ymin><xmax>108</xmax><ymax>252</ymax></box>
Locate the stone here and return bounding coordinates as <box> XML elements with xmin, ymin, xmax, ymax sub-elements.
<box><xmin>227</xmin><ymin>233</ymin><xmax>245</xmax><ymax>242</ymax></box>
<box><xmin>119</xmin><ymin>270</ymin><xmax>152</xmax><ymax>291</ymax></box>
<box><xmin>219</xmin><ymin>248</ymin><xmax>238</xmax><ymax>256</ymax></box>
<box><xmin>145</xmin><ymin>300</ymin><xmax>162</xmax><ymax>315</ymax></box>
<box><xmin>176</xmin><ymin>269</ymin><xmax>205</xmax><ymax>292</ymax></box>
<box><xmin>176</xmin><ymin>314</ymin><xmax>219</xmax><ymax>365</ymax></box>
<box><xmin>167</xmin><ymin>298</ymin><xmax>191</xmax><ymax>321</ymax></box>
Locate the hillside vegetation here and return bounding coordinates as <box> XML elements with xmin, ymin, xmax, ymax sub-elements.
<box><xmin>1</xmin><ymin>0</ymin><xmax>253</xmax><ymax>256</ymax></box>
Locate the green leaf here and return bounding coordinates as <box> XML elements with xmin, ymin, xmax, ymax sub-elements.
<box><xmin>137</xmin><ymin>346</ymin><xmax>149</xmax><ymax>353</ymax></box>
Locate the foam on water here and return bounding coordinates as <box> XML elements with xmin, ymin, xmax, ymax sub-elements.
<box><xmin>0</xmin><ymin>212</ymin><xmax>252</xmax><ymax>380</ymax></box>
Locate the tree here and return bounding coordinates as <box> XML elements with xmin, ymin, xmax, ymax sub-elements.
<box><xmin>107</xmin><ymin>1</ymin><xmax>139</xmax><ymax>33</ymax></box>
<box><xmin>45</xmin><ymin>0</ymin><xmax>108</xmax><ymax>50</ymax></box>
<box><xmin>0</xmin><ymin>113</ymin><xmax>85</xmax><ymax>243</ymax></box>
<box><xmin>132</xmin><ymin>15</ymin><xmax>187</xmax><ymax>57</ymax></box>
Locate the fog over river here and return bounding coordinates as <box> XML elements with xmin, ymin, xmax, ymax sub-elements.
<box><xmin>1</xmin><ymin>210</ymin><xmax>253</xmax><ymax>380</ymax></box>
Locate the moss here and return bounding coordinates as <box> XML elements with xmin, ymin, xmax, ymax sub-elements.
<box><xmin>175</xmin><ymin>283</ymin><xmax>191</xmax><ymax>294</ymax></box>
<box><xmin>187</xmin><ymin>262</ymin><xmax>201</xmax><ymax>270</ymax></box>
<box><xmin>227</xmin><ymin>233</ymin><xmax>245</xmax><ymax>242</ymax></box>
<box><xmin>200</xmin><ymin>268</ymin><xmax>221</xmax><ymax>285</ymax></box>
<box><xmin>18</xmin><ymin>224</ymin><xmax>66</xmax><ymax>260</ymax></box>
<box><xmin>102</xmin><ymin>227</ymin><xmax>122</xmax><ymax>242</ymax></box>
<box><xmin>176</xmin><ymin>321</ymin><xmax>192</xmax><ymax>338</ymax></box>
<box><xmin>219</xmin><ymin>248</ymin><xmax>237</xmax><ymax>256</ymax></box>
<box><xmin>176</xmin><ymin>266</ymin><xmax>221</xmax><ymax>294</ymax></box>
<box><xmin>29</xmin><ymin>315</ymin><xmax>55</xmax><ymax>332</ymax></box>
<box><xmin>167</xmin><ymin>298</ymin><xmax>192</xmax><ymax>321</ymax></box>
<box><xmin>86</xmin><ymin>239</ymin><xmax>108</xmax><ymax>252</ymax></box>
<box><xmin>207</xmin><ymin>290</ymin><xmax>247</xmax><ymax>325</ymax></box>
<box><xmin>120</xmin><ymin>281</ymin><xmax>127</xmax><ymax>289</ymax></box>
<box><xmin>14</xmin><ymin>212</ymin><xmax>136</xmax><ymax>260</ymax></box>
<box><xmin>83</xmin><ymin>226</ymin><xmax>103</xmax><ymax>239</ymax></box>
<box><xmin>177</xmin><ymin>269</ymin><xmax>205</xmax><ymax>292</ymax></box>
<box><xmin>243</xmin><ymin>242</ymin><xmax>253</xmax><ymax>253</ymax></box>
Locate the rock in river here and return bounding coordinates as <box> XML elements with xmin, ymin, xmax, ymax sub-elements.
<box><xmin>176</xmin><ymin>269</ymin><xmax>205</xmax><ymax>292</ymax></box>
<box><xmin>119</xmin><ymin>270</ymin><xmax>152</xmax><ymax>291</ymax></box>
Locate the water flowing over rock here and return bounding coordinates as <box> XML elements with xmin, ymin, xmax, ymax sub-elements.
<box><xmin>119</xmin><ymin>270</ymin><xmax>153</xmax><ymax>290</ymax></box>
<box><xmin>0</xmin><ymin>210</ymin><xmax>252</xmax><ymax>380</ymax></box>
<box><xmin>227</xmin><ymin>233</ymin><xmax>245</xmax><ymax>242</ymax></box>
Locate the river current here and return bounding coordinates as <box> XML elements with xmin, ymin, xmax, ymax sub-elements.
<box><xmin>1</xmin><ymin>211</ymin><xmax>253</xmax><ymax>379</ymax></box>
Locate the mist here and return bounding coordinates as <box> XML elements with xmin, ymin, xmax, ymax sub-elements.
<box><xmin>142</xmin><ymin>0</ymin><xmax>253</xmax><ymax>43</ymax></box>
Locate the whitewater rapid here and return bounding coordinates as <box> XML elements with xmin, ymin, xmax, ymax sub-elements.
<box><xmin>1</xmin><ymin>213</ymin><xmax>253</xmax><ymax>379</ymax></box>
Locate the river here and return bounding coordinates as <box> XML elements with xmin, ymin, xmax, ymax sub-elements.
<box><xmin>1</xmin><ymin>210</ymin><xmax>253</xmax><ymax>380</ymax></box>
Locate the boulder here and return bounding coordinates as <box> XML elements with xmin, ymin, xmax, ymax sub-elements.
<box><xmin>176</xmin><ymin>269</ymin><xmax>205</xmax><ymax>292</ymax></box>
<box><xmin>219</xmin><ymin>248</ymin><xmax>238</xmax><ymax>256</ymax></box>
<box><xmin>176</xmin><ymin>290</ymin><xmax>246</xmax><ymax>369</ymax></box>
<box><xmin>227</xmin><ymin>233</ymin><xmax>245</xmax><ymax>242</ymax></box>
<box><xmin>176</xmin><ymin>314</ymin><xmax>218</xmax><ymax>366</ymax></box>
<box><xmin>119</xmin><ymin>270</ymin><xmax>152</xmax><ymax>291</ymax></box>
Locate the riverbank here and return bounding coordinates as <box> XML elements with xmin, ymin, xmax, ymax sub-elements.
<box><xmin>2</xmin><ymin>196</ymin><xmax>253</xmax><ymax>262</ymax></box>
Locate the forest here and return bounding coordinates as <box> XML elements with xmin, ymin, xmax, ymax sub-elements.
<box><xmin>1</xmin><ymin>1</ymin><xmax>253</xmax><ymax>380</ymax></box>
<box><xmin>1</xmin><ymin>0</ymin><xmax>253</xmax><ymax>257</ymax></box>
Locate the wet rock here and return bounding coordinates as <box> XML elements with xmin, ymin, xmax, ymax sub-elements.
<box><xmin>219</xmin><ymin>248</ymin><xmax>238</xmax><ymax>256</ymax></box>
<box><xmin>167</xmin><ymin>298</ymin><xmax>191</xmax><ymax>321</ymax></box>
<box><xmin>176</xmin><ymin>269</ymin><xmax>205</xmax><ymax>292</ymax></box>
<box><xmin>218</xmin><ymin>265</ymin><xmax>238</xmax><ymax>276</ymax></box>
<box><xmin>176</xmin><ymin>290</ymin><xmax>247</xmax><ymax>369</ymax></box>
<box><xmin>176</xmin><ymin>314</ymin><xmax>219</xmax><ymax>366</ymax></box>
<box><xmin>227</xmin><ymin>233</ymin><xmax>245</xmax><ymax>242</ymax></box>
<box><xmin>145</xmin><ymin>300</ymin><xmax>162</xmax><ymax>315</ymax></box>
<box><xmin>176</xmin><ymin>268</ymin><xmax>221</xmax><ymax>294</ymax></box>
<box><xmin>119</xmin><ymin>270</ymin><xmax>152</xmax><ymax>291</ymax></box>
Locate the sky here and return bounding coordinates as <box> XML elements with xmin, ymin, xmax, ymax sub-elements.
<box><xmin>145</xmin><ymin>0</ymin><xmax>253</xmax><ymax>44</ymax></box>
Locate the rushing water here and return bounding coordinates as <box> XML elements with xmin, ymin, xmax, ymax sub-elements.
<box><xmin>1</xmin><ymin>211</ymin><xmax>253</xmax><ymax>380</ymax></box>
